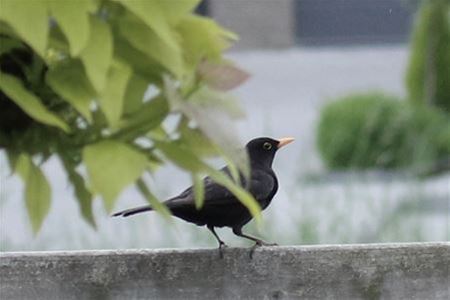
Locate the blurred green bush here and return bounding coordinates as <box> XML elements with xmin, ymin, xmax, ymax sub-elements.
<box><xmin>406</xmin><ymin>0</ymin><xmax>450</xmax><ymax>112</ymax></box>
<box><xmin>317</xmin><ymin>92</ymin><xmax>449</xmax><ymax>170</ymax></box>
<box><xmin>318</xmin><ymin>1</ymin><xmax>450</xmax><ymax>173</ymax></box>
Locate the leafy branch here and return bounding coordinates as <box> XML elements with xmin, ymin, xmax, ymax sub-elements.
<box><xmin>0</xmin><ymin>0</ymin><xmax>254</xmax><ymax>233</ymax></box>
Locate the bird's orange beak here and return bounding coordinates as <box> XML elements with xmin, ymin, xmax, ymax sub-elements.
<box><xmin>277</xmin><ymin>137</ymin><xmax>295</xmax><ymax>149</ymax></box>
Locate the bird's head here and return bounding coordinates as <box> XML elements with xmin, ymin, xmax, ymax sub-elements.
<box><xmin>246</xmin><ymin>137</ymin><xmax>294</xmax><ymax>168</ymax></box>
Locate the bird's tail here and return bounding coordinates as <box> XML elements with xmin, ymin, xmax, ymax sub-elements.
<box><xmin>112</xmin><ymin>205</ymin><xmax>153</xmax><ymax>217</ymax></box>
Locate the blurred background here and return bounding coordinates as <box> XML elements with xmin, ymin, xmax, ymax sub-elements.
<box><xmin>1</xmin><ymin>0</ymin><xmax>449</xmax><ymax>251</ymax></box>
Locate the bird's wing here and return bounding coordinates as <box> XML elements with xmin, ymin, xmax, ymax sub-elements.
<box><xmin>163</xmin><ymin>175</ymin><xmax>233</xmax><ymax>208</ymax></box>
<box><xmin>248</xmin><ymin>169</ymin><xmax>277</xmax><ymax>202</ymax></box>
<box><xmin>164</xmin><ymin>168</ymin><xmax>276</xmax><ymax>208</ymax></box>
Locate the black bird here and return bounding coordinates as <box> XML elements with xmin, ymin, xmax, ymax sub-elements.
<box><xmin>113</xmin><ymin>137</ymin><xmax>294</xmax><ymax>255</ymax></box>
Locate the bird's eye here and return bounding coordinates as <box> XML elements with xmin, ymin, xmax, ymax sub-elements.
<box><xmin>263</xmin><ymin>142</ymin><xmax>272</xmax><ymax>150</ymax></box>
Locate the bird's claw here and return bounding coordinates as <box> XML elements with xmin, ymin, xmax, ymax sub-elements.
<box><xmin>249</xmin><ymin>240</ymin><xmax>278</xmax><ymax>259</ymax></box>
<box><xmin>258</xmin><ymin>241</ymin><xmax>278</xmax><ymax>247</ymax></box>
<box><xmin>218</xmin><ymin>242</ymin><xmax>228</xmax><ymax>259</ymax></box>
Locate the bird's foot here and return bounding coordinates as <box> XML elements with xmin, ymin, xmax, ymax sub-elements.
<box><xmin>257</xmin><ymin>240</ymin><xmax>278</xmax><ymax>247</ymax></box>
<box><xmin>249</xmin><ymin>240</ymin><xmax>278</xmax><ymax>259</ymax></box>
<box><xmin>218</xmin><ymin>242</ymin><xmax>228</xmax><ymax>259</ymax></box>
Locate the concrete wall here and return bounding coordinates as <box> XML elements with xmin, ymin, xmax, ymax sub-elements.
<box><xmin>207</xmin><ymin>0</ymin><xmax>413</xmax><ymax>49</ymax></box>
<box><xmin>1</xmin><ymin>243</ymin><xmax>449</xmax><ymax>299</ymax></box>
<box><xmin>210</xmin><ymin>0</ymin><xmax>295</xmax><ymax>50</ymax></box>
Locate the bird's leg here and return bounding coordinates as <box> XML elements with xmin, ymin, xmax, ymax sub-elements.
<box><xmin>207</xmin><ymin>225</ymin><xmax>227</xmax><ymax>258</ymax></box>
<box><xmin>232</xmin><ymin>227</ymin><xmax>278</xmax><ymax>259</ymax></box>
<box><xmin>232</xmin><ymin>227</ymin><xmax>277</xmax><ymax>246</ymax></box>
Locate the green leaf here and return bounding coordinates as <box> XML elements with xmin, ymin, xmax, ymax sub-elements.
<box><xmin>61</xmin><ymin>158</ymin><xmax>96</xmax><ymax>228</ymax></box>
<box><xmin>14</xmin><ymin>154</ymin><xmax>31</xmax><ymax>179</ymax></box>
<box><xmin>15</xmin><ymin>154</ymin><xmax>51</xmax><ymax>234</ymax></box>
<box><xmin>48</xmin><ymin>0</ymin><xmax>91</xmax><ymax>56</ymax></box>
<box><xmin>159</xmin><ymin>0</ymin><xmax>201</xmax><ymax>25</ymax></box>
<box><xmin>118</xmin><ymin>14</ymin><xmax>183</xmax><ymax>76</ymax></box>
<box><xmin>123</xmin><ymin>74</ymin><xmax>150</xmax><ymax>115</ymax></box>
<box><xmin>190</xmin><ymin>85</ymin><xmax>246</xmax><ymax>119</ymax></box>
<box><xmin>115</xmin><ymin>96</ymin><xmax>169</xmax><ymax>141</ymax></box>
<box><xmin>116</xmin><ymin>0</ymin><xmax>179</xmax><ymax>50</ymax></box>
<box><xmin>46</xmin><ymin>60</ymin><xmax>96</xmax><ymax>122</ymax></box>
<box><xmin>207</xmin><ymin>168</ymin><xmax>262</xmax><ymax>224</ymax></box>
<box><xmin>99</xmin><ymin>62</ymin><xmax>132</xmax><ymax>127</ymax></box>
<box><xmin>80</xmin><ymin>16</ymin><xmax>113</xmax><ymax>92</ymax></box>
<box><xmin>192</xmin><ymin>173</ymin><xmax>205</xmax><ymax>209</ymax></box>
<box><xmin>0</xmin><ymin>36</ymin><xmax>25</xmax><ymax>56</ymax></box>
<box><xmin>0</xmin><ymin>21</ymin><xmax>16</xmax><ymax>37</ymax></box>
<box><xmin>5</xmin><ymin>150</ymin><xmax>18</xmax><ymax>173</ymax></box>
<box><xmin>177</xmin><ymin>15</ymin><xmax>237</xmax><ymax>69</ymax></box>
<box><xmin>136</xmin><ymin>178</ymin><xmax>171</xmax><ymax>219</ymax></box>
<box><xmin>113</xmin><ymin>35</ymin><xmax>163</xmax><ymax>81</ymax></box>
<box><xmin>70</xmin><ymin>170</ymin><xmax>96</xmax><ymax>227</ymax></box>
<box><xmin>83</xmin><ymin>140</ymin><xmax>148</xmax><ymax>211</ymax></box>
<box><xmin>47</xmin><ymin>25</ymin><xmax>71</xmax><ymax>54</ymax></box>
<box><xmin>0</xmin><ymin>72</ymin><xmax>70</xmax><ymax>132</ymax></box>
<box><xmin>155</xmin><ymin>141</ymin><xmax>205</xmax><ymax>173</ymax></box>
<box><xmin>222</xmin><ymin>155</ymin><xmax>241</xmax><ymax>184</ymax></box>
<box><xmin>164</xmin><ymin>76</ymin><xmax>249</xmax><ymax>178</ymax></box>
<box><xmin>179</xmin><ymin>121</ymin><xmax>219</xmax><ymax>157</ymax></box>
<box><xmin>0</xmin><ymin>0</ymin><xmax>48</xmax><ymax>57</ymax></box>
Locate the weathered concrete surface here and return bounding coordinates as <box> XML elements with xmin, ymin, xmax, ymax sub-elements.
<box><xmin>0</xmin><ymin>243</ymin><xmax>449</xmax><ymax>299</ymax></box>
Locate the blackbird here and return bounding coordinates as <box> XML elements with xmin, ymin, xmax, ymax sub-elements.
<box><xmin>113</xmin><ymin>137</ymin><xmax>294</xmax><ymax>256</ymax></box>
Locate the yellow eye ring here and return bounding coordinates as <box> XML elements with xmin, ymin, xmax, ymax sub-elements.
<box><xmin>263</xmin><ymin>142</ymin><xmax>272</xmax><ymax>150</ymax></box>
